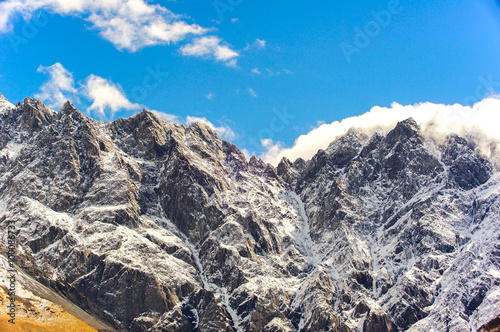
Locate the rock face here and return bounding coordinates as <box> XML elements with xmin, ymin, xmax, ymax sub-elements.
<box><xmin>1</xmin><ymin>96</ymin><xmax>500</xmax><ymax>332</ymax></box>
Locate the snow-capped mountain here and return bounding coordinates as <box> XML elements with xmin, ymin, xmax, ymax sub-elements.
<box><xmin>1</xmin><ymin>96</ymin><xmax>499</xmax><ymax>332</ymax></box>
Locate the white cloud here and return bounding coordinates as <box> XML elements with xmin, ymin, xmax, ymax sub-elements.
<box><xmin>261</xmin><ymin>68</ymin><xmax>292</xmax><ymax>77</ymax></box>
<box><xmin>147</xmin><ymin>112</ymin><xmax>238</xmax><ymax>141</ymax></box>
<box><xmin>0</xmin><ymin>0</ymin><xmax>210</xmax><ymax>52</ymax></box>
<box><xmin>35</xmin><ymin>63</ymin><xmax>78</xmax><ymax>110</ymax></box>
<box><xmin>146</xmin><ymin>111</ymin><xmax>239</xmax><ymax>141</ymax></box>
<box><xmin>36</xmin><ymin>63</ymin><xmax>141</xmax><ymax>118</ymax></box>
<box><xmin>260</xmin><ymin>138</ymin><xmax>274</xmax><ymax>148</ymax></box>
<box><xmin>225</xmin><ymin>59</ymin><xmax>238</xmax><ymax>68</ymax></box>
<box><xmin>186</xmin><ymin>116</ymin><xmax>236</xmax><ymax>140</ymax></box>
<box><xmin>261</xmin><ymin>98</ymin><xmax>500</xmax><ymax>166</ymax></box>
<box><xmin>180</xmin><ymin>36</ymin><xmax>239</xmax><ymax>65</ymax></box>
<box><xmin>149</xmin><ymin>109</ymin><xmax>179</xmax><ymax>123</ymax></box>
<box><xmin>248</xmin><ymin>88</ymin><xmax>257</xmax><ymax>98</ymax></box>
<box><xmin>241</xmin><ymin>148</ymin><xmax>251</xmax><ymax>158</ymax></box>
<box><xmin>251</xmin><ymin>68</ymin><xmax>261</xmax><ymax>75</ymax></box>
<box><xmin>266</xmin><ymin>68</ymin><xmax>280</xmax><ymax>77</ymax></box>
<box><xmin>243</xmin><ymin>39</ymin><xmax>267</xmax><ymax>51</ymax></box>
<box><xmin>255</xmin><ymin>39</ymin><xmax>266</xmax><ymax>48</ymax></box>
<box><xmin>83</xmin><ymin>74</ymin><xmax>141</xmax><ymax>118</ymax></box>
<box><xmin>231</xmin><ymin>18</ymin><xmax>239</xmax><ymax>23</ymax></box>
<box><xmin>33</xmin><ymin>63</ymin><xmax>242</xmax><ymax>134</ymax></box>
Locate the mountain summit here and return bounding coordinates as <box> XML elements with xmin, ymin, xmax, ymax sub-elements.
<box><xmin>1</xmin><ymin>96</ymin><xmax>499</xmax><ymax>332</ymax></box>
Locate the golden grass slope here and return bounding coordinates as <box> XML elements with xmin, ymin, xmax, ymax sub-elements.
<box><xmin>0</xmin><ymin>285</ymin><xmax>97</xmax><ymax>332</ymax></box>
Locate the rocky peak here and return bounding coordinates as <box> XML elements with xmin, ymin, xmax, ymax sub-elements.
<box><xmin>277</xmin><ymin>157</ymin><xmax>292</xmax><ymax>173</ymax></box>
<box><xmin>186</xmin><ymin>121</ymin><xmax>221</xmax><ymax>147</ymax></box>
<box><xmin>248</xmin><ymin>155</ymin><xmax>265</xmax><ymax>169</ymax></box>
<box><xmin>223</xmin><ymin>140</ymin><xmax>248</xmax><ymax>174</ymax></box>
<box><xmin>247</xmin><ymin>155</ymin><xmax>277</xmax><ymax>179</ymax></box>
<box><xmin>441</xmin><ymin>134</ymin><xmax>492</xmax><ymax>190</ymax></box>
<box><xmin>58</xmin><ymin>100</ymin><xmax>86</xmax><ymax>120</ymax></box>
<box><xmin>292</xmin><ymin>157</ymin><xmax>307</xmax><ymax>171</ymax></box>
<box><xmin>20</xmin><ymin>97</ymin><xmax>54</xmax><ymax>131</ymax></box>
<box><xmin>109</xmin><ymin>109</ymin><xmax>180</xmax><ymax>159</ymax></box>
<box><xmin>134</xmin><ymin>108</ymin><xmax>164</xmax><ymax>124</ymax></box>
<box><xmin>0</xmin><ymin>92</ymin><xmax>14</xmax><ymax>112</ymax></box>
<box><xmin>384</xmin><ymin>117</ymin><xmax>422</xmax><ymax>146</ymax></box>
<box><xmin>277</xmin><ymin>157</ymin><xmax>299</xmax><ymax>185</ymax></box>
<box><xmin>326</xmin><ymin>127</ymin><xmax>369</xmax><ymax>154</ymax></box>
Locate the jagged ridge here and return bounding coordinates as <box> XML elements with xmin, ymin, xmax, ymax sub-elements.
<box><xmin>1</xmin><ymin>96</ymin><xmax>499</xmax><ymax>332</ymax></box>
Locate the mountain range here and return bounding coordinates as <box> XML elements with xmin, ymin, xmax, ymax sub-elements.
<box><xmin>0</xmin><ymin>93</ymin><xmax>499</xmax><ymax>332</ymax></box>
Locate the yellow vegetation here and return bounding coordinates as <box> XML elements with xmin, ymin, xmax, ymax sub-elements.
<box><xmin>0</xmin><ymin>286</ymin><xmax>96</xmax><ymax>332</ymax></box>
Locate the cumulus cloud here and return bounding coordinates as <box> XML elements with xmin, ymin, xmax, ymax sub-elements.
<box><xmin>83</xmin><ymin>74</ymin><xmax>141</xmax><ymax>118</ymax></box>
<box><xmin>34</xmin><ymin>63</ymin><xmax>240</xmax><ymax>138</ymax></box>
<box><xmin>35</xmin><ymin>63</ymin><xmax>140</xmax><ymax>118</ymax></box>
<box><xmin>35</xmin><ymin>63</ymin><xmax>78</xmax><ymax>109</ymax></box>
<box><xmin>186</xmin><ymin>116</ymin><xmax>236</xmax><ymax>140</ymax></box>
<box><xmin>261</xmin><ymin>98</ymin><xmax>500</xmax><ymax>165</ymax></box>
<box><xmin>0</xmin><ymin>0</ymin><xmax>212</xmax><ymax>52</ymax></box>
<box><xmin>180</xmin><ymin>36</ymin><xmax>239</xmax><ymax>65</ymax></box>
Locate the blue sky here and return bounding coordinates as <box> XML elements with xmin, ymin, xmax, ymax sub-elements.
<box><xmin>1</xmin><ymin>0</ymin><xmax>500</xmax><ymax>161</ymax></box>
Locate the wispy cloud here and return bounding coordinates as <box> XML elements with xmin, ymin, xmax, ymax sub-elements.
<box><xmin>261</xmin><ymin>98</ymin><xmax>500</xmax><ymax>165</ymax></box>
<box><xmin>186</xmin><ymin>116</ymin><xmax>236</xmax><ymax>140</ymax></box>
<box><xmin>241</xmin><ymin>148</ymin><xmax>251</xmax><ymax>160</ymax></box>
<box><xmin>248</xmin><ymin>88</ymin><xmax>257</xmax><ymax>98</ymax></box>
<box><xmin>231</xmin><ymin>18</ymin><xmax>239</xmax><ymax>23</ymax></box>
<box><xmin>255</xmin><ymin>39</ymin><xmax>266</xmax><ymax>48</ymax></box>
<box><xmin>148</xmin><ymin>113</ymin><xmax>237</xmax><ymax>141</ymax></box>
<box><xmin>251</xmin><ymin>68</ymin><xmax>261</xmax><ymax>75</ymax></box>
<box><xmin>265</xmin><ymin>68</ymin><xmax>293</xmax><ymax>77</ymax></box>
<box><xmin>149</xmin><ymin>109</ymin><xmax>179</xmax><ymax>123</ymax></box>
<box><xmin>266</xmin><ymin>68</ymin><xmax>280</xmax><ymax>77</ymax></box>
<box><xmin>180</xmin><ymin>36</ymin><xmax>239</xmax><ymax>66</ymax></box>
<box><xmin>205</xmin><ymin>92</ymin><xmax>215</xmax><ymax>100</ymax></box>
<box><xmin>243</xmin><ymin>38</ymin><xmax>267</xmax><ymax>51</ymax></box>
<box><xmin>35</xmin><ymin>63</ymin><xmax>78</xmax><ymax>109</ymax></box>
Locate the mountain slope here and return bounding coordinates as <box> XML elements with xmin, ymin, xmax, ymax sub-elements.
<box><xmin>0</xmin><ymin>255</ymin><xmax>112</xmax><ymax>331</ymax></box>
<box><xmin>0</xmin><ymin>96</ymin><xmax>499</xmax><ymax>332</ymax></box>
